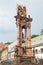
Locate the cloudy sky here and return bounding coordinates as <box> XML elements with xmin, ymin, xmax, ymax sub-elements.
<box><xmin>0</xmin><ymin>0</ymin><xmax>43</xmax><ymax>42</ymax></box>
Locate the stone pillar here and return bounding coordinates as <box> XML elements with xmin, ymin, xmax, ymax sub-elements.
<box><xmin>17</xmin><ymin>19</ymin><xmax>22</xmax><ymax>46</ymax></box>
<box><xmin>17</xmin><ymin>19</ymin><xmax>22</xmax><ymax>63</ymax></box>
<box><xmin>26</xmin><ymin>22</ymin><xmax>33</xmax><ymax>57</ymax></box>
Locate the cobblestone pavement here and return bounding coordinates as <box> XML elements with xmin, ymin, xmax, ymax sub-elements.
<box><xmin>0</xmin><ymin>59</ymin><xmax>43</xmax><ymax>65</ymax></box>
<box><xmin>0</xmin><ymin>59</ymin><xmax>14</xmax><ymax>65</ymax></box>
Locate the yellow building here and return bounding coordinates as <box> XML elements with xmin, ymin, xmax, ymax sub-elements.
<box><xmin>1</xmin><ymin>47</ymin><xmax>8</xmax><ymax>61</ymax></box>
<box><xmin>0</xmin><ymin>43</ymin><xmax>8</xmax><ymax>61</ymax></box>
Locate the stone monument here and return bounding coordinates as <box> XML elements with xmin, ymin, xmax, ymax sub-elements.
<box><xmin>14</xmin><ymin>5</ymin><xmax>34</xmax><ymax>63</ymax></box>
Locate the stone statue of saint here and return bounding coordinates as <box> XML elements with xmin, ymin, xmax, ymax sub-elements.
<box><xmin>17</xmin><ymin>5</ymin><xmax>27</xmax><ymax>17</ymax></box>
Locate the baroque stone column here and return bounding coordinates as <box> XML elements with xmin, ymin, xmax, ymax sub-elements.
<box><xmin>26</xmin><ymin>22</ymin><xmax>33</xmax><ymax>57</ymax></box>
<box><xmin>17</xmin><ymin>19</ymin><xmax>22</xmax><ymax>62</ymax></box>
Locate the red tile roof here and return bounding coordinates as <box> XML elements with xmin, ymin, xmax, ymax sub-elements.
<box><xmin>0</xmin><ymin>43</ymin><xmax>7</xmax><ymax>49</ymax></box>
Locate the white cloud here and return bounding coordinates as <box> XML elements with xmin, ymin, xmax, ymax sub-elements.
<box><xmin>0</xmin><ymin>0</ymin><xmax>43</xmax><ymax>42</ymax></box>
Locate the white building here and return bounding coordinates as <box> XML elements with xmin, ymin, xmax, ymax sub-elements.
<box><xmin>8</xmin><ymin>41</ymin><xmax>17</xmax><ymax>59</ymax></box>
<box><xmin>8</xmin><ymin>35</ymin><xmax>43</xmax><ymax>59</ymax></box>
<box><xmin>32</xmin><ymin>35</ymin><xmax>43</xmax><ymax>59</ymax></box>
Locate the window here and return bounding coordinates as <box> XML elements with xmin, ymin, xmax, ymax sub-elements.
<box><xmin>35</xmin><ymin>49</ymin><xmax>38</xmax><ymax>54</ymax></box>
<box><xmin>41</xmin><ymin>48</ymin><xmax>43</xmax><ymax>53</ymax></box>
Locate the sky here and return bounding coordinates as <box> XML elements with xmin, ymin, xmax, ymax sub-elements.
<box><xmin>0</xmin><ymin>0</ymin><xmax>43</xmax><ymax>42</ymax></box>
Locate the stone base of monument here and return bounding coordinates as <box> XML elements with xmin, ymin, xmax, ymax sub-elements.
<box><xmin>21</xmin><ymin>56</ymin><xmax>35</xmax><ymax>63</ymax></box>
<box><xmin>14</xmin><ymin>56</ymin><xmax>43</xmax><ymax>65</ymax></box>
<box><xmin>14</xmin><ymin>56</ymin><xmax>36</xmax><ymax>65</ymax></box>
<box><xmin>1</xmin><ymin>57</ymin><xmax>42</xmax><ymax>65</ymax></box>
<box><xmin>14</xmin><ymin>55</ymin><xmax>34</xmax><ymax>63</ymax></box>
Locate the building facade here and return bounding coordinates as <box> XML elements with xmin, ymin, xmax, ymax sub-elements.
<box><xmin>1</xmin><ymin>47</ymin><xmax>8</xmax><ymax>61</ymax></box>
<box><xmin>32</xmin><ymin>35</ymin><xmax>43</xmax><ymax>59</ymax></box>
<box><xmin>8</xmin><ymin>35</ymin><xmax>43</xmax><ymax>59</ymax></box>
<box><xmin>0</xmin><ymin>43</ymin><xmax>8</xmax><ymax>61</ymax></box>
<box><xmin>8</xmin><ymin>41</ymin><xmax>17</xmax><ymax>59</ymax></box>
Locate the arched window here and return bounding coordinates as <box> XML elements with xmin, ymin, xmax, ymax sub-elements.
<box><xmin>41</xmin><ymin>48</ymin><xmax>43</xmax><ymax>53</ymax></box>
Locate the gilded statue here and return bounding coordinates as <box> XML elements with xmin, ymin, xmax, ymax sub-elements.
<box><xmin>17</xmin><ymin>5</ymin><xmax>27</xmax><ymax>17</ymax></box>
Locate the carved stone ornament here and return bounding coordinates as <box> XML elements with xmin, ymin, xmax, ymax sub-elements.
<box><xmin>17</xmin><ymin>5</ymin><xmax>27</xmax><ymax>17</ymax></box>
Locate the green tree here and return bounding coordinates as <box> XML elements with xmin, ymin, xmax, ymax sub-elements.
<box><xmin>5</xmin><ymin>42</ymin><xmax>11</xmax><ymax>45</ymax></box>
<box><xmin>31</xmin><ymin>34</ymin><xmax>39</xmax><ymax>38</ymax></box>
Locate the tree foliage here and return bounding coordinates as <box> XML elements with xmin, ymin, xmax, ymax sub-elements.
<box><xmin>5</xmin><ymin>42</ymin><xmax>11</xmax><ymax>45</ymax></box>
<box><xmin>31</xmin><ymin>34</ymin><xmax>39</xmax><ymax>38</ymax></box>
